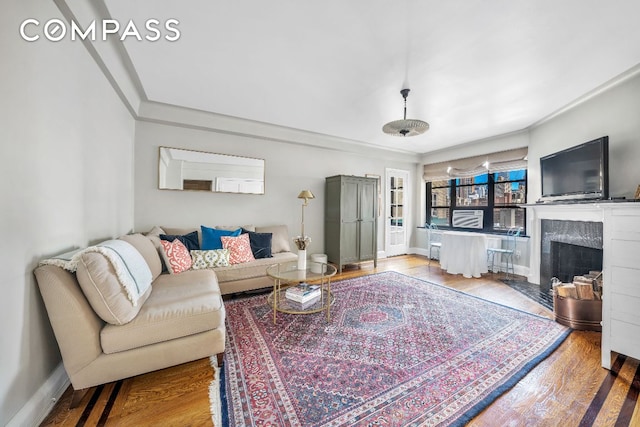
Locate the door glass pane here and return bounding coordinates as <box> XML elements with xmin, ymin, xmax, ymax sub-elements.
<box><xmin>389</xmin><ymin>172</ymin><xmax>406</xmax><ymax>249</ymax></box>
<box><xmin>390</xmin><ymin>189</ymin><xmax>404</xmax><ymax>226</ymax></box>
<box><xmin>390</xmin><ymin>205</ymin><xmax>403</xmax><ymax>221</ymax></box>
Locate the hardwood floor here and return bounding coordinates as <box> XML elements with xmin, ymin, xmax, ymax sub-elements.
<box><xmin>40</xmin><ymin>255</ymin><xmax>640</xmax><ymax>426</ymax></box>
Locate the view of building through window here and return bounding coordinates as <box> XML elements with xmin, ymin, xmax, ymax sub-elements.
<box><xmin>426</xmin><ymin>169</ymin><xmax>526</xmax><ymax>232</ymax></box>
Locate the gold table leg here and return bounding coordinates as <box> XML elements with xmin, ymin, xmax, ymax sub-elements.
<box><xmin>272</xmin><ymin>278</ymin><xmax>279</xmax><ymax>324</ymax></box>
<box><xmin>327</xmin><ymin>279</ymin><xmax>331</xmax><ymax>321</ymax></box>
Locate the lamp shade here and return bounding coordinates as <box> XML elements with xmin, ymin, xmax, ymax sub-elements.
<box><xmin>382</xmin><ymin>88</ymin><xmax>429</xmax><ymax>137</ymax></box>
<box><xmin>297</xmin><ymin>190</ymin><xmax>315</xmax><ymax>201</ymax></box>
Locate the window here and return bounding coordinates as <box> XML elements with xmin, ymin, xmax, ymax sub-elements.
<box><xmin>429</xmin><ymin>180</ymin><xmax>450</xmax><ymax>227</ymax></box>
<box><xmin>456</xmin><ymin>174</ymin><xmax>488</xmax><ymax>207</ymax></box>
<box><xmin>493</xmin><ymin>170</ymin><xmax>526</xmax><ymax>231</ymax></box>
<box><xmin>426</xmin><ymin>169</ymin><xmax>527</xmax><ymax>233</ymax></box>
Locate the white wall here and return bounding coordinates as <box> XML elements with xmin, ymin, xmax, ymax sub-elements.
<box><xmin>528</xmin><ymin>71</ymin><xmax>640</xmax><ymax>201</ymax></box>
<box><xmin>1</xmin><ymin>0</ymin><xmax>135</xmax><ymax>424</ymax></box>
<box><xmin>134</xmin><ymin>119</ymin><xmax>417</xmax><ymax>256</ymax></box>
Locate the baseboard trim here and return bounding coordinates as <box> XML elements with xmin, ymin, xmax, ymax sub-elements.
<box><xmin>488</xmin><ymin>264</ymin><xmax>530</xmax><ymax>278</ymax></box>
<box><xmin>7</xmin><ymin>363</ymin><xmax>69</xmax><ymax>427</ymax></box>
<box><xmin>409</xmin><ymin>247</ymin><xmax>429</xmax><ymax>257</ymax></box>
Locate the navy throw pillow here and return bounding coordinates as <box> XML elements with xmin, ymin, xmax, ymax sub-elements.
<box><xmin>247</xmin><ymin>231</ymin><xmax>273</xmax><ymax>259</ymax></box>
<box><xmin>159</xmin><ymin>231</ymin><xmax>200</xmax><ymax>251</ymax></box>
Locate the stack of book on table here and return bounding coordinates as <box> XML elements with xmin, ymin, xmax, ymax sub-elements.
<box><xmin>285</xmin><ymin>283</ymin><xmax>321</xmax><ymax>309</ymax></box>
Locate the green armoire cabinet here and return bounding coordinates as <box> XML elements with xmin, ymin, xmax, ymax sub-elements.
<box><xmin>325</xmin><ymin>175</ymin><xmax>378</xmax><ymax>273</ymax></box>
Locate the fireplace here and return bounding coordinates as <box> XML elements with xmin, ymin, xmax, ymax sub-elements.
<box><xmin>540</xmin><ymin>219</ymin><xmax>603</xmax><ymax>292</ymax></box>
<box><xmin>550</xmin><ymin>241</ymin><xmax>603</xmax><ymax>283</ymax></box>
<box><xmin>525</xmin><ymin>202</ymin><xmax>640</xmax><ymax>367</ymax></box>
<box><xmin>539</xmin><ymin>220</ymin><xmax>604</xmax><ymax>331</ymax></box>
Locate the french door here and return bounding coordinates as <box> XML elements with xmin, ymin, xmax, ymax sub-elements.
<box><xmin>385</xmin><ymin>168</ymin><xmax>410</xmax><ymax>257</ymax></box>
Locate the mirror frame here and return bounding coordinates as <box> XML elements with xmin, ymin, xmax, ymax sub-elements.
<box><xmin>158</xmin><ymin>146</ymin><xmax>265</xmax><ymax>194</ymax></box>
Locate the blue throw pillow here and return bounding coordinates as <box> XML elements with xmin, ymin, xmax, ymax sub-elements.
<box><xmin>201</xmin><ymin>225</ymin><xmax>241</xmax><ymax>250</ymax></box>
<box><xmin>159</xmin><ymin>231</ymin><xmax>200</xmax><ymax>251</ymax></box>
<box><xmin>247</xmin><ymin>231</ymin><xmax>273</xmax><ymax>259</ymax></box>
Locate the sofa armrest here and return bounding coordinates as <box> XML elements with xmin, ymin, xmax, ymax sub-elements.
<box><xmin>35</xmin><ymin>265</ymin><xmax>104</xmax><ymax>381</ymax></box>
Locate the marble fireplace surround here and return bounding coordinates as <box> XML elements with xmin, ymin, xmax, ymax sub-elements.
<box><xmin>541</xmin><ymin>221</ymin><xmax>603</xmax><ymax>292</ymax></box>
<box><xmin>526</xmin><ymin>202</ymin><xmax>606</xmax><ymax>286</ymax></box>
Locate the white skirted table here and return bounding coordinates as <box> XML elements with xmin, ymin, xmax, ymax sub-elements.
<box><xmin>440</xmin><ymin>231</ymin><xmax>498</xmax><ymax>278</ymax></box>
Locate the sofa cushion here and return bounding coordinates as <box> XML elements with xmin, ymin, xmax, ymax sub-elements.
<box><xmin>190</xmin><ymin>249</ymin><xmax>230</xmax><ymax>269</ymax></box>
<box><xmin>161</xmin><ymin>226</ymin><xmax>198</xmax><ymax>235</ymax></box>
<box><xmin>201</xmin><ymin>225</ymin><xmax>241</xmax><ymax>250</ymax></box>
<box><xmin>145</xmin><ymin>226</ymin><xmax>167</xmax><ymax>269</ymax></box>
<box><xmin>76</xmin><ymin>252</ymin><xmax>152</xmax><ymax>325</ymax></box>
<box><xmin>119</xmin><ymin>233</ymin><xmax>163</xmax><ymax>280</ymax></box>
<box><xmin>160</xmin><ymin>239</ymin><xmax>192</xmax><ymax>274</ymax></box>
<box><xmin>255</xmin><ymin>225</ymin><xmax>291</xmax><ymax>253</ymax></box>
<box><xmin>221</xmin><ymin>233</ymin><xmax>255</xmax><ymax>265</ymax></box>
<box><xmin>159</xmin><ymin>230</ymin><xmax>200</xmax><ymax>251</ymax></box>
<box><xmin>214</xmin><ymin>251</ymin><xmax>297</xmax><ymax>283</ymax></box>
<box><xmin>100</xmin><ymin>270</ymin><xmax>224</xmax><ymax>354</ymax></box>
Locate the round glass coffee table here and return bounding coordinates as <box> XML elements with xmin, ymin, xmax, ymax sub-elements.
<box><xmin>266</xmin><ymin>261</ymin><xmax>337</xmax><ymax>323</ymax></box>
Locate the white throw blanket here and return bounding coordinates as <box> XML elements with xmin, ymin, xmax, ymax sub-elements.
<box><xmin>40</xmin><ymin>240</ymin><xmax>153</xmax><ymax>306</ymax></box>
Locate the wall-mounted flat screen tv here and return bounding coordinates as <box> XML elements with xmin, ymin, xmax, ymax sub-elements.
<box><xmin>540</xmin><ymin>136</ymin><xmax>609</xmax><ymax>202</ymax></box>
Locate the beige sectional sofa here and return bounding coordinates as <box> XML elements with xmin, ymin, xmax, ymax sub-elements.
<box><xmin>35</xmin><ymin>233</ymin><xmax>226</xmax><ymax>406</ymax></box>
<box><xmin>155</xmin><ymin>224</ymin><xmax>297</xmax><ymax>295</ymax></box>
<box><xmin>34</xmin><ymin>224</ymin><xmax>294</xmax><ymax>406</ymax></box>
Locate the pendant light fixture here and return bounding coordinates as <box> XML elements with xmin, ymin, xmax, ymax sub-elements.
<box><xmin>382</xmin><ymin>88</ymin><xmax>429</xmax><ymax>137</ymax></box>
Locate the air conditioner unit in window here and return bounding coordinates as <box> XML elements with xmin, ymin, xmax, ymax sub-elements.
<box><xmin>452</xmin><ymin>210</ymin><xmax>484</xmax><ymax>229</ymax></box>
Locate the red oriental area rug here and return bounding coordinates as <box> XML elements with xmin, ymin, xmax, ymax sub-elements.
<box><xmin>221</xmin><ymin>271</ymin><xmax>570</xmax><ymax>426</ymax></box>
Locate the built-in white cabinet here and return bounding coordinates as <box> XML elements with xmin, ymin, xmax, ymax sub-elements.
<box><xmin>601</xmin><ymin>204</ymin><xmax>640</xmax><ymax>369</ymax></box>
<box><xmin>526</xmin><ymin>202</ymin><xmax>640</xmax><ymax>370</ymax></box>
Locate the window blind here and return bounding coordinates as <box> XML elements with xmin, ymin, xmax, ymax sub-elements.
<box><xmin>423</xmin><ymin>147</ymin><xmax>528</xmax><ymax>181</ymax></box>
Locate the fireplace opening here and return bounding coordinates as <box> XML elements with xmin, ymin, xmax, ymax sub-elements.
<box><xmin>546</xmin><ymin>226</ymin><xmax>603</xmax><ymax>331</ymax></box>
<box><xmin>540</xmin><ymin>219</ymin><xmax>603</xmax><ymax>292</ymax></box>
<box><xmin>550</xmin><ymin>241</ymin><xmax>603</xmax><ymax>283</ymax></box>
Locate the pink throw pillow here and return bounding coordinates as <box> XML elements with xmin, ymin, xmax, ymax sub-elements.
<box><xmin>160</xmin><ymin>239</ymin><xmax>192</xmax><ymax>274</ymax></box>
<box><xmin>221</xmin><ymin>233</ymin><xmax>256</xmax><ymax>265</ymax></box>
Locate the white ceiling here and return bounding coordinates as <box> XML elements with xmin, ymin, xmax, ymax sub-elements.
<box><xmin>105</xmin><ymin>0</ymin><xmax>640</xmax><ymax>154</ymax></box>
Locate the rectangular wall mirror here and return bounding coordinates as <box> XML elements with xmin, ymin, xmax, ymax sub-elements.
<box><xmin>159</xmin><ymin>147</ymin><xmax>265</xmax><ymax>194</ymax></box>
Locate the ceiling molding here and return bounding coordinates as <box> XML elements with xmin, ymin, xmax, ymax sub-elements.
<box><xmin>56</xmin><ymin>0</ymin><xmax>420</xmax><ymax>163</ymax></box>
<box><xmin>138</xmin><ymin>101</ymin><xmax>421</xmax><ymax>163</ymax></box>
<box><xmin>54</xmin><ymin>0</ymin><xmax>149</xmax><ymax>118</ymax></box>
